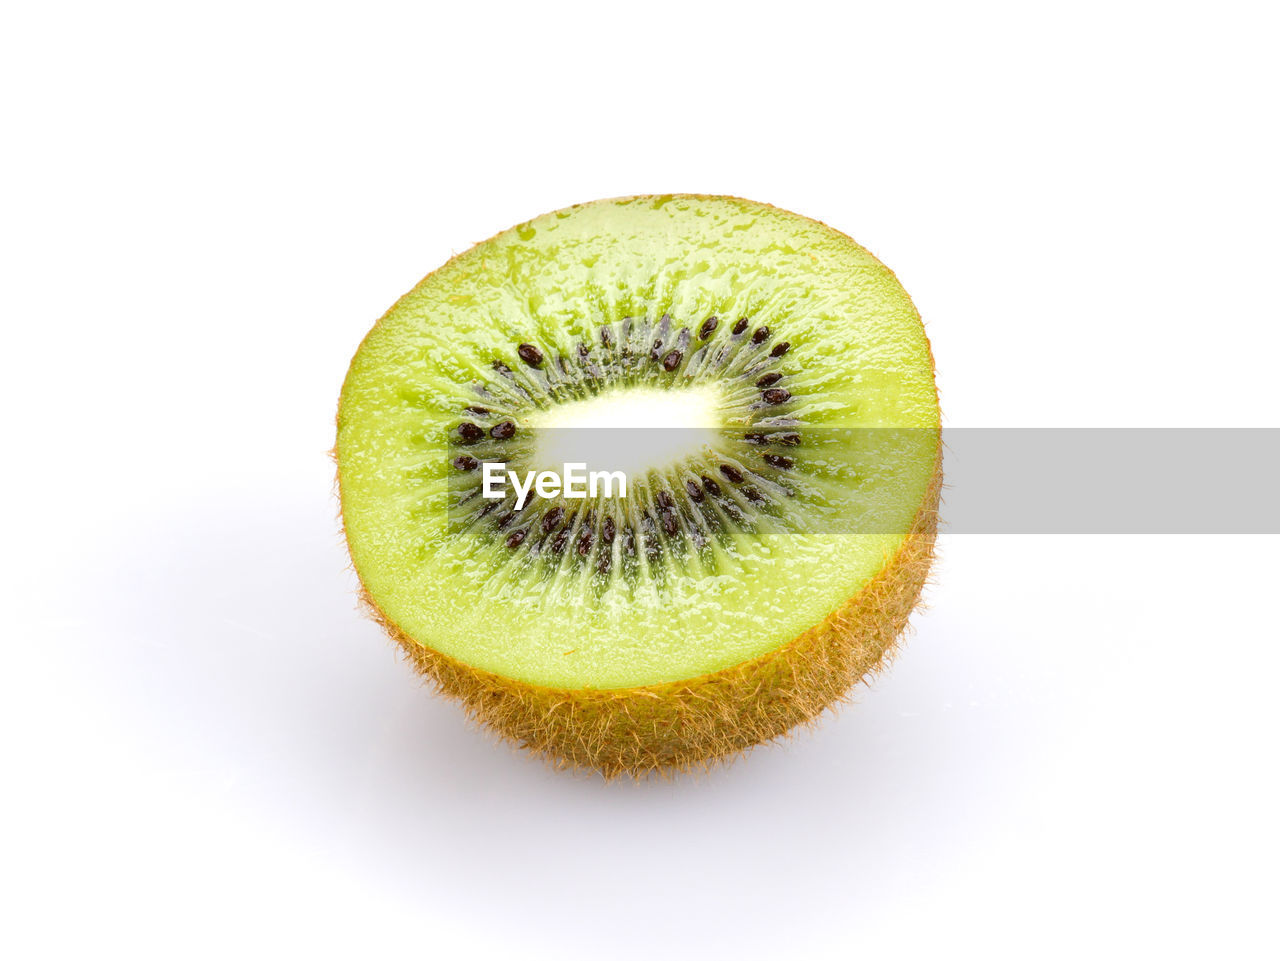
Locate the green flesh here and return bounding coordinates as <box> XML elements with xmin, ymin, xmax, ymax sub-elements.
<box><xmin>338</xmin><ymin>196</ymin><xmax>938</xmax><ymax>689</ymax></box>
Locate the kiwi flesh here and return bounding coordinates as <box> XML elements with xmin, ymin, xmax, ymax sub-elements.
<box><xmin>337</xmin><ymin>195</ymin><xmax>940</xmax><ymax>776</ymax></box>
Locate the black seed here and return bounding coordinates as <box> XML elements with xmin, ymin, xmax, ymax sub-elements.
<box><xmin>662</xmin><ymin>349</ymin><xmax>682</xmax><ymax>372</ymax></box>
<box><xmin>699</xmin><ymin>316</ymin><xmax>719</xmax><ymax>339</ymax></box>
<box><xmin>764</xmin><ymin>454</ymin><xmax>793</xmax><ymax>469</ymax></box>
<box><xmin>641</xmin><ymin>514</ymin><xmax>661</xmax><ymax>557</ymax></box>
<box><xmin>770</xmin><ymin>341</ymin><xmax>790</xmax><ymax>358</ymax></box>
<box><xmin>493</xmin><ymin>361</ymin><xmax>512</xmax><ymax>375</ymax></box>
<box><xmin>776</xmin><ymin>431</ymin><xmax>802</xmax><ymax>446</ymax></box>
<box><xmin>751</xmin><ymin>326</ymin><xmax>770</xmax><ymax>345</ymax></box>
<box><xmin>497</xmin><ymin>512</ymin><xmax>515</xmax><ymax>529</ymax></box>
<box><xmin>601</xmin><ymin>516</ymin><xmax>616</xmax><ymax>544</ymax></box>
<box><xmin>542</xmin><ymin>506</ymin><xmax>565</xmax><ymax>533</ymax></box>
<box><xmin>650</xmin><ymin>337</ymin><xmax>664</xmax><ymax>360</ymax></box>
<box><xmin>601</xmin><ymin>326</ymin><xmax>614</xmax><ymax>348</ymax></box>
<box><xmin>756</xmin><ymin>372</ymin><xmax>782</xmax><ymax>388</ymax></box>
<box><xmin>551</xmin><ymin>527</ymin><xmax>570</xmax><ymax>554</ymax></box>
<box><xmin>464</xmin><ymin>405</ymin><xmax>489</xmax><ymax>416</ymax></box>
<box><xmin>517</xmin><ymin>343</ymin><xmax>544</xmax><ymax>367</ymax></box>
<box><xmin>701</xmin><ymin>475</ymin><xmax>721</xmax><ymax>496</ymax></box>
<box><xmin>458</xmin><ymin>422</ymin><xmax>483</xmax><ymax>443</ymax></box>
<box><xmin>661</xmin><ymin>511</ymin><xmax>678</xmax><ymax>536</ymax></box>
<box><xmin>656</xmin><ymin>491</ymin><xmax>674</xmax><ymax>510</ymax></box>
<box><xmin>505</xmin><ymin>529</ymin><xmax>526</xmax><ymax>549</ymax></box>
<box><xmin>452</xmin><ymin>455</ymin><xmax>479</xmax><ymax>471</ymax></box>
<box><xmin>685</xmin><ymin>479</ymin><xmax>705</xmax><ymax>502</ymax></box>
<box><xmin>744</xmin><ymin>431</ymin><xmax>767</xmax><ymax>445</ymax></box>
<box><xmin>744</xmin><ymin>487</ymin><xmax>765</xmax><ymax>503</ymax></box>
<box><xmin>732</xmin><ymin>318</ymin><xmax>748</xmax><ymax>334</ymax></box>
<box><xmin>762</xmin><ymin>388</ymin><xmax>791</xmax><ymax>405</ymax></box>
<box><xmin>577</xmin><ymin>528</ymin><xmax>594</xmax><ymax>556</ymax></box>
<box><xmin>577</xmin><ymin>343</ymin><xmax>589</xmax><ymax>360</ymax></box>
<box><xmin>597</xmin><ymin>552</ymin><xmax>612</xmax><ymax>575</ymax></box>
<box><xmin>720</xmin><ymin>464</ymin><xmax>745</xmax><ymax>484</ymax></box>
<box><xmin>490</xmin><ymin>420</ymin><xmax>516</xmax><ymax>440</ymax></box>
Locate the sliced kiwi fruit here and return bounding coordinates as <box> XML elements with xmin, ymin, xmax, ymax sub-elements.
<box><xmin>336</xmin><ymin>195</ymin><xmax>940</xmax><ymax>776</ymax></box>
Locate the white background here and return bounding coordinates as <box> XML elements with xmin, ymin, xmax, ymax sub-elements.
<box><xmin>3</xmin><ymin>3</ymin><xmax>1277</xmax><ymax>958</ymax></box>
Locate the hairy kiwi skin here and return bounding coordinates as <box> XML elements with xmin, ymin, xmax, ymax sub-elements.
<box><xmin>338</xmin><ymin>194</ymin><xmax>941</xmax><ymax>777</ymax></box>
<box><xmin>349</xmin><ymin>456</ymin><xmax>939</xmax><ymax>778</ymax></box>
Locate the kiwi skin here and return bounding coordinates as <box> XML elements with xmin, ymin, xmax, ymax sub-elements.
<box><xmin>348</xmin><ymin>457</ymin><xmax>940</xmax><ymax>779</ymax></box>
<box><xmin>338</xmin><ymin>194</ymin><xmax>941</xmax><ymax>778</ymax></box>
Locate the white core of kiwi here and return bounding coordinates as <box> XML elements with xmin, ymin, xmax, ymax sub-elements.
<box><xmin>528</xmin><ymin>383</ymin><xmax>723</xmax><ymax>479</ymax></box>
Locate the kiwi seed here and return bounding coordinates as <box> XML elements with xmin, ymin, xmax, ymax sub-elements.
<box><xmin>719</xmin><ymin>464</ymin><xmax>745</xmax><ymax>483</ymax></box>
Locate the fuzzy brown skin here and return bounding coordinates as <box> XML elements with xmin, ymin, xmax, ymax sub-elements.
<box><xmin>355</xmin><ymin>458</ymin><xmax>940</xmax><ymax>779</ymax></box>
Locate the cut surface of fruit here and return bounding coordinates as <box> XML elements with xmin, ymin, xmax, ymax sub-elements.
<box><xmin>337</xmin><ymin>195</ymin><xmax>940</xmax><ymax>771</ymax></box>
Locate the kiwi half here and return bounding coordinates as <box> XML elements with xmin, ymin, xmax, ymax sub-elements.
<box><xmin>337</xmin><ymin>195</ymin><xmax>940</xmax><ymax>776</ymax></box>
